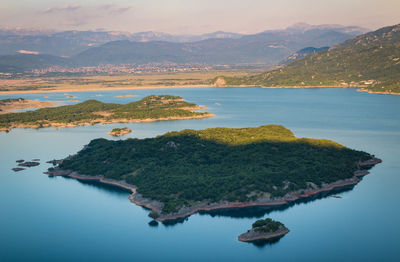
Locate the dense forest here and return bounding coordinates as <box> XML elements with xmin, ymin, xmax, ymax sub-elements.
<box><xmin>215</xmin><ymin>24</ymin><xmax>400</xmax><ymax>94</ymax></box>
<box><xmin>58</xmin><ymin>125</ymin><xmax>372</xmax><ymax>214</ymax></box>
<box><xmin>0</xmin><ymin>95</ymin><xmax>210</xmax><ymax>130</ymax></box>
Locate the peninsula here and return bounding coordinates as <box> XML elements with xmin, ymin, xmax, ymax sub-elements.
<box><xmin>0</xmin><ymin>95</ymin><xmax>214</xmax><ymax>132</ymax></box>
<box><xmin>238</xmin><ymin>218</ymin><xmax>289</xmax><ymax>242</ymax></box>
<box><xmin>0</xmin><ymin>98</ymin><xmax>62</xmax><ymax>114</ymax></box>
<box><xmin>45</xmin><ymin>125</ymin><xmax>381</xmax><ymax>222</ymax></box>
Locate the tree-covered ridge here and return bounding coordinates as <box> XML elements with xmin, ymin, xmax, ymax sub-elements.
<box><xmin>0</xmin><ymin>95</ymin><xmax>211</xmax><ymax>130</ymax></box>
<box><xmin>215</xmin><ymin>24</ymin><xmax>400</xmax><ymax>94</ymax></box>
<box><xmin>58</xmin><ymin>125</ymin><xmax>371</xmax><ymax>214</ymax></box>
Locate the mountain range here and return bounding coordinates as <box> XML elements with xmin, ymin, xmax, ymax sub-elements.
<box><xmin>0</xmin><ymin>23</ymin><xmax>369</xmax><ymax>72</ymax></box>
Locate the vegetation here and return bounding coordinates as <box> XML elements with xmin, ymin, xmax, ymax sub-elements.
<box><xmin>0</xmin><ymin>95</ymin><xmax>211</xmax><ymax>130</ymax></box>
<box><xmin>215</xmin><ymin>24</ymin><xmax>400</xmax><ymax>94</ymax></box>
<box><xmin>57</xmin><ymin>125</ymin><xmax>372</xmax><ymax>214</ymax></box>
<box><xmin>252</xmin><ymin>218</ymin><xmax>284</xmax><ymax>233</ymax></box>
<box><xmin>108</xmin><ymin>127</ymin><xmax>132</xmax><ymax>137</ymax></box>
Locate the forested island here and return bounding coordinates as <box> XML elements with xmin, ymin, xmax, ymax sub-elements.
<box><xmin>0</xmin><ymin>95</ymin><xmax>213</xmax><ymax>132</ymax></box>
<box><xmin>238</xmin><ymin>218</ymin><xmax>289</xmax><ymax>242</ymax></box>
<box><xmin>46</xmin><ymin>125</ymin><xmax>381</xmax><ymax>222</ymax></box>
<box><xmin>108</xmin><ymin>127</ymin><xmax>132</xmax><ymax>137</ymax></box>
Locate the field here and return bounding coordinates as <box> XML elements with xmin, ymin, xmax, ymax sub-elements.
<box><xmin>0</xmin><ymin>71</ymin><xmax>256</xmax><ymax>94</ymax></box>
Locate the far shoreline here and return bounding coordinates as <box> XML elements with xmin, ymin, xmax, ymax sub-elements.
<box><xmin>0</xmin><ymin>85</ymin><xmax>211</xmax><ymax>95</ymax></box>
<box><xmin>1</xmin><ymin>84</ymin><xmax>398</xmax><ymax>96</ymax></box>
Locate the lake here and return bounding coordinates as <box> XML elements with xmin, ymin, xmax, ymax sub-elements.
<box><xmin>0</xmin><ymin>87</ymin><xmax>399</xmax><ymax>261</ymax></box>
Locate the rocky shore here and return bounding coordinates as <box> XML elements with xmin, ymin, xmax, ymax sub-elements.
<box><xmin>44</xmin><ymin>157</ymin><xmax>381</xmax><ymax>222</ymax></box>
<box><xmin>238</xmin><ymin>226</ymin><xmax>289</xmax><ymax>242</ymax></box>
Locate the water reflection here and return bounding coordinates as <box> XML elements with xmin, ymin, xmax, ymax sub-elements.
<box><xmin>199</xmin><ymin>185</ymin><xmax>355</xmax><ymax>220</ymax></box>
<box><xmin>248</xmin><ymin>235</ymin><xmax>284</xmax><ymax>248</ymax></box>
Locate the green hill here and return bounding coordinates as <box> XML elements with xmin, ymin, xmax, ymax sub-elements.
<box><xmin>215</xmin><ymin>24</ymin><xmax>400</xmax><ymax>94</ymax></box>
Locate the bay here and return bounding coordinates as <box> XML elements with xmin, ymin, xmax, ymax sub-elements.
<box><xmin>0</xmin><ymin>87</ymin><xmax>399</xmax><ymax>261</ymax></box>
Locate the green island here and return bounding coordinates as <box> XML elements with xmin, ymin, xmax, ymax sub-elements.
<box><xmin>46</xmin><ymin>125</ymin><xmax>381</xmax><ymax>221</ymax></box>
<box><xmin>0</xmin><ymin>95</ymin><xmax>213</xmax><ymax>132</ymax></box>
<box><xmin>108</xmin><ymin>127</ymin><xmax>132</xmax><ymax>137</ymax></box>
<box><xmin>238</xmin><ymin>218</ymin><xmax>289</xmax><ymax>242</ymax></box>
<box><xmin>214</xmin><ymin>24</ymin><xmax>400</xmax><ymax>94</ymax></box>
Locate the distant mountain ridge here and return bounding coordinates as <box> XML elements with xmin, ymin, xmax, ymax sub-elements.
<box><xmin>0</xmin><ymin>23</ymin><xmax>370</xmax><ymax>72</ymax></box>
<box><xmin>0</xmin><ymin>23</ymin><xmax>367</xmax><ymax>57</ymax></box>
<box><xmin>215</xmin><ymin>24</ymin><xmax>400</xmax><ymax>94</ymax></box>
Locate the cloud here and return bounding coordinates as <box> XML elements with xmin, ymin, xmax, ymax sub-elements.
<box><xmin>42</xmin><ymin>4</ymin><xmax>81</xmax><ymax>14</ymax></box>
<box><xmin>99</xmin><ymin>3</ymin><xmax>131</xmax><ymax>15</ymax></box>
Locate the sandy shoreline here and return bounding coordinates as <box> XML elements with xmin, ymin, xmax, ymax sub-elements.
<box><xmin>0</xmin><ymin>99</ymin><xmax>62</xmax><ymax>114</ymax></box>
<box><xmin>45</xmin><ymin>158</ymin><xmax>381</xmax><ymax>222</ymax></box>
<box><xmin>0</xmin><ymin>85</ymin><xmax>211</xmax><ymax>95</ymax></box>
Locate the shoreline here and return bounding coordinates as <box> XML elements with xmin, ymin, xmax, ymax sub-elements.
<box><xmin>0</xmin><ymin>113</ymin><xmax>215</xmax><ymax>132</ymax></box>
<box><xmin>238</xmin><ymin>227</ymin><xmax>290</xmax><ymax>242</ymax></box>
<box><xmin>0</xmin><ymin>85</ymin><xmax>211</xmax><ymax>95</ymax></box>
<box><xmin>219</xmin><ymin>84</ymin><xmax>400</xmax><ymax>95</ymax></box>
<box><xmin>45</xmin><ymin>158</ymin><xmax>382</xmax><ymax>222</ymax></box>
<box><xmin>1</xmin><ymin>84</ymin><xmax>398</xmax><ymax>96</ymax></box>
<box><xmin>0</xmin><ymin>99</ymin><xmax>63</xmax><ymax>114</ymax></box>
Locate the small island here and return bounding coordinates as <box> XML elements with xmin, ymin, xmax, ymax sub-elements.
<box><xmin>45</xmin><ymin>125</ymin><xmax>381</xmax><ymax>222</ymax></box>
<box><xmin>108</xmin><ymin>127</ymin><xmax>132</xmax><ymax>137</ymax></box>
<box><xmin>0</xmin><ymin>95</ymin><xmax>214</xmax><ymax>132</ymax></box>
<box><xmin>238</xmin><ymin>218</ymin><xmax>289</xmax><ymax>242</ymax></box>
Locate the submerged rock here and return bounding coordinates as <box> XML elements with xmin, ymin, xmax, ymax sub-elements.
<box><xmin>18</xmin><ymin>161</ymin><xmax>40</xmax><ymax>167</ymax></box>
<box><xmin>12</xmin><ymin>167</ymin><xmax>25</xmax><ymax>172</ymax></box>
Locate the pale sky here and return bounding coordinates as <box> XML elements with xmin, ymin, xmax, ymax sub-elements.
<box><xmin>0</xmin><ymin>0</ymin><xmax>399</xmax><ymax>34</ymax></box>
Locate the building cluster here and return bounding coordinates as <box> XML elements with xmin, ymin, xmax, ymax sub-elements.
<box><xmin>30</xmin><ymin>63</ymin><xmax>212</xmax><ymax>75</ymax></box>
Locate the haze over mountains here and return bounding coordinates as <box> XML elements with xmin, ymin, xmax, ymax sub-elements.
<box><xmin>0</xmin><ymin>23</ymin><xmax>369</xmax><ymax>72</ymax></box>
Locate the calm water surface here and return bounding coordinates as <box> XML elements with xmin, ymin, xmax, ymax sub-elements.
<box><xmin>0</xmin><ymin>87</ymin><xmax>399</xmax><ymax>261</ymax></box>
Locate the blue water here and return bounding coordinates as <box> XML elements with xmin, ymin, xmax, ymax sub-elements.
<box><xmin>0</xmin><ymin>87</ymin><xmax>399</xmax><ymax>261</ymax></box>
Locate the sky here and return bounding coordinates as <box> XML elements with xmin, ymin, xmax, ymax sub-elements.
<box><xmin>0</xmin><ymin>0</ymin><xmax>399</xmax><ymax>34</ymax></box>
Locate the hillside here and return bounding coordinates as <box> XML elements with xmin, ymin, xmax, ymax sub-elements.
<box><xmin>53</xmin><ymin>125</ymin><xmax>375</xmax><ymax>217</ymax></box>
<box><xmin>279</xmin><ymin>46</ymin><xmax>329</xmax><ymax>65</ymax></box>
<box><xmin>215</xmin><ymin>24</ymin><xmax>400</xmax><ymax>94</ymax></box>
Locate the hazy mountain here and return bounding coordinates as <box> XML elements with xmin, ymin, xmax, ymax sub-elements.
<box><xmin>0</xmin><ymin>54</ymin><xmax>66</xmax><ymax>72</ymax></box>
<box><xmin>0</xmin><ymin>23</ymin><xmax>372</xmax><ymax>72</ymax></box>
<box><xmin>71</xmin><ymin>26</ymin><xmax>367</xmax><ymax>66</ymax></box>
<box><xmin>215</xmin><ymin>24</ymin><xmax>400</xmax><ymax>94</ymax></box>
<box><xmin>0</xmin><ymin>24</ymin><xmax>366</xmax><ymax>57</ymax></box>
<box><xmin>285</xmin><ymin>23</ymin><xmax>369</xmax><ymax>35</ymax></box>
<box><xmin>279</xmin><ymin>46</ymin><xmax>329</xmax><ymax>65</ymax></box>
